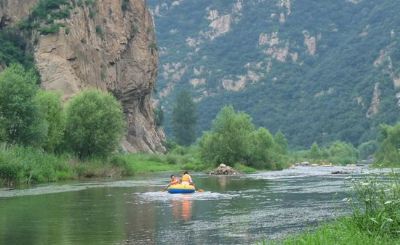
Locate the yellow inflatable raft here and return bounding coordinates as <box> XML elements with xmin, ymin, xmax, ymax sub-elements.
<box><xmin>167</xmin><ymin>184</ymin><xmax>195</xmax><ymax>194</ymax></box>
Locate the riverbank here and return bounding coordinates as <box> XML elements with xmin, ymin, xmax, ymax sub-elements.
<box><xmin>0</xmin><ymin>146</ymin><xmax>209</xmax><ymax>187</ymax></box>
<box><xmin>263</xmin><ymin>172</ymin><xmax>400</xmax><ymax>245</ymax></box>
<box><xmin>268</xmin><ymin>218</ymin><xmax>400</xmax><ymax>245</ymax></box>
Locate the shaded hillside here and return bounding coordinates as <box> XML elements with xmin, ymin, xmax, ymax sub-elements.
<box><xmin>149</xmin><ymin>0</ymin><xmax>400</xmax><ymax>147</ymax></box>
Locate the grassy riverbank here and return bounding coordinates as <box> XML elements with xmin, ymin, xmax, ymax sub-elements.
<box><xmin>263</xmin><ymin>173</ymin><xmax>400</xmax><ymax>245</ymax></box>
<box><xmin>269</xmin><ymin>218</ymin><xmax>400</xmax><ymax>245</ymax></box>
<box><xmin>0</xmin><ymin>145</ymin><xmax>208</xmax><ymax>187</ymax></box>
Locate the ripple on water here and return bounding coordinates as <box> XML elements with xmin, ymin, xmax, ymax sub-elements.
<box><xmin>138</xmin><ymin>191</ymin><xmax>239</xmax><ymax>202</ymax></box>
<box><xmin>0</xmin><ymin>180</ymin><xmax>163</xmax><ymax>198</ymax></box>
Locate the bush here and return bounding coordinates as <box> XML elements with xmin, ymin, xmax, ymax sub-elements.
<box><xmin>326</xmin><ymin>141</ymin><xmax>358</xmax><ymax>165</ymax></box>
<box><xmin>375</xmin><ymin>124</ymin><xmax>400</xmax><ymax>166</ymax></box>
<box><xmin>34</xmin><ymin>91</ymin><xmax>65</xmax><ymax>152</ymax></box>
<box><xmin>65</xmin><ymin>90</ymin><xmax>125</xmax><ymax>159</ymax></box>
<box><xmin>199</xmin><ymin>106</ymin><xmax>254</xmax><ymax>166</ymax></box>
<box><xmin>351</xmin><ymin>173</ymin><xmax>400</xmax><ymax>238</ymax></box>
<box><xmin>358</xmin><ymin>140</ymin><xmax>378</xmax><ymax>160</ymax></box>
<box><xmin>0</xmin><ymin>163</ymin><xmax>21</xmax><ymax>187</ymax></box>
<box><xmin>0</xmin><ymin>64</ymin><xmax>46</xmax><ymax>146</ymax></box>
<box><xmin>199</xmin><ymin>106</ymin><xmax>287</xmax><ymax>169</ymax></box>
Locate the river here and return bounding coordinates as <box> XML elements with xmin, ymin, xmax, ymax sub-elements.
<box><xmin>0</xmin><ymin>165</ymin><xmax>389</xmax><ymax>245</ymax></box>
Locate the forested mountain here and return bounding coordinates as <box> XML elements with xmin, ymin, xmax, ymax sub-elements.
<box><xmin>149</xmin><ymin>0</ymin><xmax>400</xmax><ymax>148</ymax></box>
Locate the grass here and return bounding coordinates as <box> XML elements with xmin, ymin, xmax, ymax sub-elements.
<box><xmin>118</xmin><ymin>154</ymin><xmax>182</xmax><ymax>173</ymax></box>
<box><xmin>235</xmin><ymin>163</ymin><xmax>257</xmax><ymax>173</ymax></box>
<box><xmin>0</xmin><ymin>145</ymin><xmax>209</xmax><ymax>187</ymax></box>
<box><xmin>263</xmin><ymin>218</ymin><xmax>400</xmax><ymax>245</ymax></box>
<box><xmin>261</xmin><ymin>173</ymin><xmax>400</xmax><ymax>245</ymax></box>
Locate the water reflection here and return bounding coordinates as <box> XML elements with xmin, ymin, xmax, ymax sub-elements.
<box><xmin>171</xmin><ymin>196</ymin><xmax>193</xmax><ymax>222</ymax></box>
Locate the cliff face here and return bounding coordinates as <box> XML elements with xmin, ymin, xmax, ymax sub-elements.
<box><xmin>0</xmin><ymin>0</ymin><xmax>165</xmax><ymax>152</ymax></box>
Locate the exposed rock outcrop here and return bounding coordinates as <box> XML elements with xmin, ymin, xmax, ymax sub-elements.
<box><xmin>209</xmin><ymin>164</ymin><xmax>240</xmax><ymax>175</ymax></box>
<box><xmin>0</xmin><ymin>0</ymin><xmax>165</xmax><ymax>153</ymax></box>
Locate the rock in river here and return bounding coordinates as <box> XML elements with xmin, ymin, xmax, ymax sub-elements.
<box><xmin>209</xmin><ymin>164</ymin><xmax>239</xmax><ymax>175</ymax></box>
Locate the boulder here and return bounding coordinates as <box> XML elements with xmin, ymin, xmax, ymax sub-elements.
<box><xmin>209</xmin><ymin>164</ymin><xmax>239</xmax><ymax>175</ymax></box>
<box><xmin>331</xmin><ymin>170</ymin><xmax>351</xmax><ymax>175</ymax></box>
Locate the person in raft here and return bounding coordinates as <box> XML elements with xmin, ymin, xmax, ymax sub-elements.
<box><xmin>168</xmin><ymin>175</ymin><xmax>180</xmax><ymax>187</ymax></box>
<box><xmin>180</xmin><ymin>171</ymin><xmax>194</xmax><ymax>185</ymax></box>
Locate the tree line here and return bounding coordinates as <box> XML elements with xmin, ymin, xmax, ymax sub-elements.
<box><xmin>169</xmin><ymin>89</ymin><xmax>400</xmax><ymax>169</ymax></box>
<box><xmin>0</xmin><ymin>64</ymin><xmax>125</xmax><ymax>159</ymax></box>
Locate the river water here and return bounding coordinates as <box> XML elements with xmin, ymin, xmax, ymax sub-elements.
<box><xmin>0</xmin><ymin>166</ymin><xmax>389</xmax><ymax>245</ymax></box>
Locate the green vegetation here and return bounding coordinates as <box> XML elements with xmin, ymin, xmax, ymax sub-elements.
<box><xmin>154</xmin><ymin>104</ymin><xmax>164</xmax><ymax>127</ymax></box>
<box><xmin>122</xmin><ymin>0</ymin><xmax>130</xmax><ymax>12</ymax></box>
<box><xmin>263</xmin><ymin>174</ymin><xmax>400</xmax><ymax>244</ymax></box>
<box><xmin>265</xmin><ymin>218</ymin><xmax>399</xmax><ymax>245</ymax></box>
<box><xmin>150</xmin><ymin>0</ymin><xmax>400</xmax><ymax>149</ymax></box>
<box><xmin>375</xmin><ymin>123</ymin><xmax>400</xmax><ymax>166</ymax></box>
<box><xmin>65</xmin><ymin>90</ymin><xmax>125</xmax><ymax>159</ymax></box>
<box><xmin>19</xmin><ymin>0</ymin><xmax>72</xmax><ymax>35</ymax></box>
<box><xmin>199</xmin><ymin>106</ymin><xmax>287</xmax><ymax>169</ymax></box>
<box><xmin>172</xmin><ymin>90</ymin><xmax>197</xmax><ymax>146</ymax></box>
<box><xmin>34</xmin><ymin>91</ymin><xmax>66</xmax><ymax>152</ymax></box>
<box><xmin>0</xmin><ymin>145</ymin><xmax>196</xmax><ymax>187</ymax></box>
<box><xmin>0</xmin><ymin>64</ymin><xmax>45</xmax><ymax>146</ymax></box>
<box><xmin>0</xmin><ymin>28</ymin><xmax>35</xmax><ymax>70</ymax></box>
<box><xmin>288</xmin><ymin>141</ymin><xmax>359</xmax><ymax>165</ymax></box>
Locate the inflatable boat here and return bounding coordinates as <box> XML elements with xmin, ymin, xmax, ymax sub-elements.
<box><xmin>167</xmin><ymin>184</ymin><xmax>195</xmax><ymax>194</ymax></box>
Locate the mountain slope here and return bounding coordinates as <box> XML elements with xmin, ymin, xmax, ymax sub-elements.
<box><xmin>149</xmin><ymin>0</ymin><xmax>400</xmax><ymax>147</ymax></box>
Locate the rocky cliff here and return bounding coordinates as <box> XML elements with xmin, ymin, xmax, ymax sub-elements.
<box><xmin>0</xmin><ymin>0</ymin><xmax>165</xmax><ymax>152</ymax></box>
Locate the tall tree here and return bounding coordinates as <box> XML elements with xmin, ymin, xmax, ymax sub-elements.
<box><xmin>0</xmin><ymin>64</ymin><xmax>46</xmax><ymax>146</ymax></box>
<box><xmin>65</xmin><ymin>90</ymin><xmax>125</xmax><ymax>159</ymax></box>
<box><xmin>172</xmin><ymin>90</ymin><xmax>197</xmax><ymax>146</ymax></box>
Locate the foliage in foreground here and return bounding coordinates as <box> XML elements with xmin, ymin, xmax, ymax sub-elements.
<box><xmin>263</xmin><ymin>174</ymin><xmax>400</xmax><ymax>245</ymax></box>
<box><xmin>264</xmin><ymin>218</ymin><xmax>399</xmax><ymax>245</ymax></box>
<box><xmin>351</xmin><ymin>173</ymin><xmax>400</xmax><ymax>238</ymax></box>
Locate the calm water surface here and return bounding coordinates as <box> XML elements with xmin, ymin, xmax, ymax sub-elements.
<box><xmin>0</xmin><ymin>166</ymin><xmax>388</xmax><ymax>245</ymax></box>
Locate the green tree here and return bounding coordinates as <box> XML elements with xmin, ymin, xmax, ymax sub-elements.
<box><xmin>199</xmin><ymin>106</ymin><xmax>254</xmax><ymax>166</ymax></box>
<box><xmin>375</xmin><ymin>124</ymin><xmax>400</xmax><ymax>165</ymax></box>
<box><xmin>326</xmin><ymin>141</ymin><xmax>358</xmax><ymax>165</ymax></box>
<box><xmin>0</xmin><ymin>64</ymin><xmax>46</xmax><ymax>146</ymax></box>
<box><xmin>248</xmin><ymin>128</ymin><xmax>275</xmax><ymax>169</ymax></box>
<box><xmin>172</xmin><ymin>90</ymin><xmax>197</xmax><ymax>146</ymax></box>
<box><xmin>64</xmin><ymin>90</ymin><xmax>125</xmax><ymax>159</ymax></box>
<box><xmin>34</xmin><ymin>91</ymin><xmax>65</xmax><ymax>152</ymax></box>
<box><xmin>274</xmin><ymin>131</ymin><xmax>288</xmax><ymax>154</ymax></box>
<box><xmin>309</xmin><ymin>142</ymin><xmax>321</xmax><ymax>160</ymax></box>
<box><xmin>154</xmin><ymin>104</ymin><xmax>164</xmax><ymax>127</ymax></box>
<box><xmin>199</xmin><ymin>106</ymin><xmax>286</xmax><ymax>169</ymax></box>
<box><xmin>358</xmin><ymin>140</ymin><xmax>378</xmax><ymax>160</ymax></box>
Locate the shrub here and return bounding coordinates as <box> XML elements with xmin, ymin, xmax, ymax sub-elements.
<box><xmin>34</xmin><ymin>91</ymin><xmax>65</xmax><ymax>152</ymax></box>
<box><xmin>198</xmin><ymin>106</ymin><xmax>288</xmax><ymax>169</ymax></box>
<box><xmin>351</xmin><ymin>173</ymin><xmax>400</xmax><ymax>238</ymax></box>
<box><xmin>375</xmin><ymin>124</ymin><xmax>400</xmax><ymax>166</ymax></box>
<box><xmin>0</xmin><ymin>64</ymin><xmax>46</xmax><ymax>146</ymax></box>
<box><xmin>65</xmin><ymin>90</ymin><xmax>125</xmax><ymax>159</ymax></box>
<box><xmin>327</xmin><ymin>141</ymin><xmax>358</xmax><ymax>165</ymax></box>
<box><xmin>358</xmin><ymin>140</ymin><xmax>378</xmax><ymax>160</ymax></box>
<box><xmin>199</xmin><ymin>106</ymin><xmax>254</xmax><ymax>166</ymax></box>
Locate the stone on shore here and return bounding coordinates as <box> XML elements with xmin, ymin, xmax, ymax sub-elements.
<box><xmin>209</xmin><ymin>164</ymin><xmax>239</xmax><ymax>175</ymax></box>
